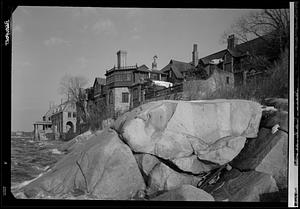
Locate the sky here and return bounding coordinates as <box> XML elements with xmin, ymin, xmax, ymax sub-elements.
<box><xmin>12</xmin><ymin>6</ymin><xmax>261</xmax><ymax>132</ymax></box>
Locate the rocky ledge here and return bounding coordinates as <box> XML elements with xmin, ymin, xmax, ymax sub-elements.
<box><xmin>20</xmin><ymin>99</ymin><xmax>288</xmax><ymax>201</ymax></box>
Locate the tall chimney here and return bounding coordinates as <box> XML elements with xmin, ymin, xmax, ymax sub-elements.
<box><xmin>152</xmin><ymin>55</ymin><xmax>158</xmax><ymax>70</ymax></box>
<box><xmin>192</xmin><ymin>44</ymin><xmax>198</xmax><ymax>66</ymax></box>
<box><xmin>227</xmin><ymin>34</ymin><xmax>237</xmax><ymax>50</ymax></box>
<box><xmin>117</xmin><ymin>50</ymin><xmax>127</xmax><ymax>69</ymax></box>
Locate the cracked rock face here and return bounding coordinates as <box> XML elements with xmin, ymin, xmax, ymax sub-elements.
<box><xmin>116</xmin><ymin>100</ymin><xmax>262</xmax><ymax>174</ymax></box>
<box><xmin>152</xmin><ymin>185</ymin><xmax>215</xmax><ymax>201</ymax></box>
<box><xmin>23</xmin><ymin>129</ymin><xmax>145</xmax><ymax>199</ymax></box>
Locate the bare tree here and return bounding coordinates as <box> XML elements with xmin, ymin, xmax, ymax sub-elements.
<box><xmin>59</xmin><ymin>74</ymin><xmax>88</xmax><ymax>103</ymax></box>
<box><xmin>59</xmin><ymin>74</ymin><xmax>89</xmax><ymax>130</ymax></box>
<box><xmin>221</xmin><ymin>9</ymin><xmax>289</xmax><ymax>52</ymax></box>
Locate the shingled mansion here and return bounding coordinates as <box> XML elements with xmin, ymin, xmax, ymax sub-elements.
<box><xmin>34</xmin><ymin>34</ymin><xmax>279</xmax><ymax>140</ymax></box>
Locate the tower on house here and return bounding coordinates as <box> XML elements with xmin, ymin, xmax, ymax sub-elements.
<box><xmin>192</xmin><ymin>44</ymin><xmax>198</xmax><ymax>66</ymax></box>
<box><xmin>152</xmin><ymin>55</ymin><xmax>158</xmax><ymax>70</ymax></box>
<box><xmin>117</xmin><ymin>50</ymin><xmax>127</xmax><ymax>68</ymax></box>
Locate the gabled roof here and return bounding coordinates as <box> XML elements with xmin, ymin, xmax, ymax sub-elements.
<box><xmin>136</xmin><ymin>64</ymin><xmax>149</xmax><ymax>72</ymax></box>
<box><xmin>160</xmin><ymin>59</ymin><xmax>193</xmax><ymax>79</ymax></box>
<box><xmin>43</xmin><ymin>105</ymin><xmax>57</xmax><ymax>118</ymax></box>
<box><xmin>93</xmin><ymin>77</ymin><xmax>106</xmax><ymax>87</ymax></box>
<box><xmin>200</xmin><ymin>49</ymin><xmax>227</xmax><ymax>65</ymax></box>
<box><xmin>234</xmin><ymin>34</ymin><xmax>276</xmax><ymax>58</ymax></box>
<box><xmin>50</xmin><ymin>101</ymin><xmax>76</xmax><ymax>115</ymax></box>
<box><xmin>199</xmin><ymin>34</ymin><xmax>276</xmax><ymax>66</ymax></box>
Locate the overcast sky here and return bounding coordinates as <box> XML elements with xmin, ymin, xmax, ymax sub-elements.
<box><xmin>12</xmin><ymin>6</ymin><xmax>261</xmax><ymax>131</ymax></box>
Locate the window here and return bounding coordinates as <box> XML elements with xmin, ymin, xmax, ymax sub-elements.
<box><xmin>150</xmin><ymin>73</ymin><xmax>158</xmax><ymax>80</ymax></box>
<box><xmin>224</xmin><ymin>63</ymin><xmax>231</xmax><ymax>72</ymax></box>
<box><xmin>109</xmin><ymin>91</ymin><xmax>113</xmax><ymax>104</ymax></box>
<box><xmin>133</xmin><ymin>88</ymin><xmax>139</xmax><ymax>99</ymax></box>
<box><xmin>226</xmin><ymin>76</ymin><xmax>230</xmax><ymax>84</ymax></box>
<box><xmin>122</xmin><ymin>92</ymin><xmax>129</xmax><ymax>103</ymax></box>
<box><xmin>73</xmin><ymin>112</ymin><xmax>76</xmax><ymax>118</ymax></box>
<box><xmin>68</xmin><ymin>112</ymin><xmax>72</xmax><ymax>118</ymax></box>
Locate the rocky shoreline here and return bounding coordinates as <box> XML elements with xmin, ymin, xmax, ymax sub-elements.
<box><xmin>16</xmin><ymin>99</ymin><xmax>288</xmax><ymax>201</ymax></box>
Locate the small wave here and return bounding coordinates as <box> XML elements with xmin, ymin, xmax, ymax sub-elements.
<box><xmin>28</xmin><ymin>140</ymin><xmax>34</xmax><ymax>143</ymax></box>
<box><xmin>33</xmin><ymin>165</ymin><xmax>50</xmax><ymax>171</ymax></box>
<box><xmin>11</xmin><ymin>173</ymin><xmax>44</xmax><ymax>190</ymax></box>
<box><xmin>50</xmin><ymin>148</ymin><xmax>63</xmax><ymax>155</ymax></box>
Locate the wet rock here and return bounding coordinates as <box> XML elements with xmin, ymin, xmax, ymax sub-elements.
<box><xmin>172</xmin><ymin>155</ymin><xmax>219</xmax><ymax>175</ymax></box>
<box><xmin>152</xmin><ymin>185</ymin><xmax>214</xmax><ymax>201</ymax></box>
<box><xmin>203</xmin><ymin>169</ymin><xmax>279</xmax><ymax>202</ymax></box>
<box><xmin>23</xmin><ymin>129</ymin><xmax>145</xmax><ymax>199</ymax></box>
<box><xmin>58</xmin><ymin>130</ymin><xmax>94</xmax><ymax>153</ymax></box>
<box><xmin>255</xmin><ymin>133</ymin><xmax>288</xmax><ymax>190</ymax></box>
<box><xmin>263</xmin><ymin>98</ymin><xmax>288</xmax><ymax>111</ymax></box>
<box><xmin>117</xmin><ymin>100</ymin><xmax>262</xmax><ymax>165</ymax></box>
<box><xmin>134</xmin><ymin>153</ymin><xmax>160</xmax><ymax>177</ymax></box>
<box><xmin>195</xmin><ymin>135</ymin><xmax>247</xmax><ymax>166</ymax></box>
<box><xmin>260</xmin><ymin>110</ymin><xmax>288</xmax><ymax>133</ymax></box>
<box><xmin>230</xmin><ymin>128</ymin><xmax>288</xmax><ymax>190</ymax></box>
<box><xmin>147</xmin><ymin>162</ymin><xmax>202</xmax><ymax>192</ymax></box>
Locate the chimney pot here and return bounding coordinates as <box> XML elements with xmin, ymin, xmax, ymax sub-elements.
<box><xmin>117</xmin><ymin>50</ymin><xmax>127</xmax><ymax>69</ymax></box>
<box><xmin>227</xmin><ymin>34</ymin><xmax>237</xmax><ymax>50</ymax></box>
<box><xmin>192</xmin><ymin>44</ymin><xmax>198</xmax><ymax>66</ymax></box>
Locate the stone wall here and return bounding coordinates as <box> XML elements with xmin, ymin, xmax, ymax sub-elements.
<box><xmin>113</xmin><ymin>87</ymin><xmax>131</xmax><ymax>115</ymax></box>
<box><xmin>183</xmin><ymin>69</ymin><xmax>234</xmax><ymax>100</ymax></box>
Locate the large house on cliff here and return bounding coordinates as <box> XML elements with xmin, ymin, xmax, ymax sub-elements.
<box><xmin>34</xmin><ymin>101</ymin><xmax>77</xmax><ymax>140</ymax></box>
<box><xmin>159</xmin><ymin>34</ymin><xmax>278</xmax><ymax>87</ymax></box>
<box><xmin>104</xmin><ymin>50</ymin><xmax>168</xmax><ymax>116</ymax></box>
<box><xmin>79</xmin><ymin>33</ymin><xmax>279</xmax><ymax>127</ymax></box>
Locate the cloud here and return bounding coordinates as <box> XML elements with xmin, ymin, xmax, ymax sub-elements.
<box><xmin>71</xmin><ymin>7</ymin><xmax>98</xmax><ymax>17</ymax></box>
<box><xmin>44</xmin><ymin>37</ymin><xmax>70</xmax><ymax>46</ymax></box>
<box><xmin>92</xmin><ymin>19</ymin><xmax>117</xmax><ymax>36</ymax></box>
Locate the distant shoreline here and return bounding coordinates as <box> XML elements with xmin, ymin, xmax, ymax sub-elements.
<box><xmin>11</xmin><ymin>136</ymin><xmax>33</xmax><ymax>139</ymax></box>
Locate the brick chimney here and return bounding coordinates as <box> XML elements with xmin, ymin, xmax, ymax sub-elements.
<box><xmin>152</xmin><ymin>55</ymin><xmax>158</xmax><ymax>70</ymax></box>
<box><xmin>192</xmin><ymin>44</ymin><xmax>198</xmax><ymax>66</ymax></box>
<box><xmin>227</xmin><ymin>34</ymin><xmax>237</xmax><ymax>50</ymax></box>
<box><xmin>117</xmin><ymin>50</ymin><xmax>127</xmax><ymax>68</ymax></box>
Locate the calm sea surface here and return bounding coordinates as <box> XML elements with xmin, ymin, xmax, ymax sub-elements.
<box><xmin>11</xmin><ymin>137</ymin><xmax>65</xmax><ymax>195</ymax></box>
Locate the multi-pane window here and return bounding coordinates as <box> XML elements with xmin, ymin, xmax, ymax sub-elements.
<box><xmin>150</xmin><ymin>73</ymin><xmax>158</xmax><ymax>80</ymax></box>
<box><xmin>133</xmin><ymin>88</ymin><xmax>139</xmax><ymax>99</ymax></box>
<box><xmin>122</xmin><ymin>92</ymin><xmax>129</xmax><ymax>103</ymax></box>
<box><xmin>224</xmin><ymin>63</ymin><xmax>231</xmax><ymax>72</ymax></box>
<box><xmin>73</xmin><ymin>112</ymin><xmax>76</xmax><ymax>118</ymax></box>
<box><xmin>68</xmin><ymin>112</ymin><xmax>72</xmax><ymax>118</ymax></box>
<box><xmin>109</xmin><ymin>91</ymin><xmax>113</xmax><ymax>104</ymax></box>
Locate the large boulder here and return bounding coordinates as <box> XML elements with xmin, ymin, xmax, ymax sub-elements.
<box><xmin>134</xmin><ymin>153</ymin><xmax>160</xmax><ymax>177</ymax></box>
<box><xmin>203</xmin><ymin>169</ymin><xmax>279</xmax><ymax>202</ymax></box>
<box><xmin>58</xmin><ymin>130</ymin><xmax>95</xmax><ymax>153</ymax></box>
<box><xmin>23</xmin><ymin>129</ymin><xmax>146</xmax><ymax>199</ymax></box>
<box><xmin>260</xmin><ymin>110</ymin><xmax>288</xmax><ymax>133</ymax></box>
<box><xmin>152</xmin><ymin>185</ymin><xmax>214</xmax><ymax>201</ymax></box>
<box><xmin>114</xmin><ymin>100</ymin><xmax>262</xmax><ymax>168</ymax></box>
<box><xmin>263</xmin><ymin>98</ymin><xmax>288</xmax><ymax>111</ymax></box>
<box><xmin>172</xmin><ymin>155</ymin><xmax>219</xmax><ymax>175</ymax></box>
<box><xmin>147</xmin><ymin>162</ymin><xmax>202</xmax><ymax>192</ymax></box>
<box><xmin>230</xmin><ymin>128</ymin><xmax>288</xmax><ymax>190</ymax></box>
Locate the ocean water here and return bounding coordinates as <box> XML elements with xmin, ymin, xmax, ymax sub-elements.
<box><xmin>11</xmin><ymin>137</ymin><xmax>65</xmax><ymax>196</ymax></box>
